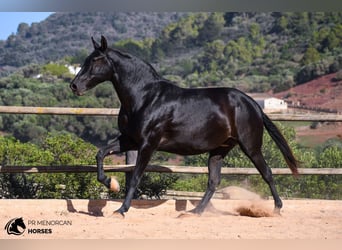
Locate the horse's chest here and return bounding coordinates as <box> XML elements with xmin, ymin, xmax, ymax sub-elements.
<box><xmin>118</xmin><ymin>112</ymin><xmax>145</xmax><ymax>137</ymax></box>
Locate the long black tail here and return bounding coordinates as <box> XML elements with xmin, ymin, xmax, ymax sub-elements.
<box><xmin>262</xmin><ymin>113</ymin><xmax>299</xmax><ymax>175</ymax></box>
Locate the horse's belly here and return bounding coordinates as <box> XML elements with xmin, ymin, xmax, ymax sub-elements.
<box><xmin>157</xmin><ymin>133</ymin><xmax>226</xmax><ymax>155</ymax></box>
<box><xmin>157</xmin><ymin>143</ymin><xmax>208</xmax><ymax>155</ymax></box>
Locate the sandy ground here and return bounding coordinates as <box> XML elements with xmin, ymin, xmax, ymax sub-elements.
<box><xmin>1</xmin><ymin>188</ymin><xmax>342</xmax><ymax>239</ymax></box>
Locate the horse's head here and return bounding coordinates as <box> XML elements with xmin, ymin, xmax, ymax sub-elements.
<box><xmin>70</xmin><ymin>36</ymin><xmax>114</xmax><ymax>96</ymax></box>
<box><xmin>15</xmin><ymin>217</ymin><xmax>26</xmax><ymax>230</ymax></box>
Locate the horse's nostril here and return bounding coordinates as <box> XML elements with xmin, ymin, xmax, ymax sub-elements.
<box><xmin>70</xmin><ymin>83</ymin><xmax>77</xmax><ymax>91</ymax></box>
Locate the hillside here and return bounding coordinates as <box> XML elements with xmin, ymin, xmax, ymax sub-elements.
<box><xmin>274</xmin><ymin>72</ymin><xmax>342</xmax><ymax>112</ymax></box>
<box><xmin>1</xmin><ymin>12</ymin><xmax>341</xmax><ymax>91</ymax></box>
<box><xmin>0</xmin><ymin>12</ymin><xmax>186</xmax><ymax>68</ymax></box>
<box><xmin>273</xmin><ymin>72</ymin><xmax>342</xmax><ymax>147</ymax></box>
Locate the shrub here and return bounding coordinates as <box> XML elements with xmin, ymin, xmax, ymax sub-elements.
<box><xmin>42</xmin><ymin>63</ymin><xmax>70</xmax><ymax>78</ymax></box>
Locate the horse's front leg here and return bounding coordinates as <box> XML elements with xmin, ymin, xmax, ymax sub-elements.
<box><xmin>96</xmin><ymin>134</ymin><xmax>134</xmax><ymax>189</ymax></box>
<box><xmin>115</xmin><ymin>144</ymin><xmax>155</xmax><ymax>217</ymax></box>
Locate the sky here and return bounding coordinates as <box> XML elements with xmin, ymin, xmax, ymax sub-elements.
<box><xmin>0</xmin><ymin>12</ymin><xmax>54</xmax><ymax>40</ymax></box>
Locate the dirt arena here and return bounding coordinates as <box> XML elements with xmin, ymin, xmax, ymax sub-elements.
<box><xmin>1</xmin><ymin>188</ymin><xmax>342</xmax><ymax>239</ymax></box>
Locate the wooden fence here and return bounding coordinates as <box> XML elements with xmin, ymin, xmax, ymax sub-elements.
<box><xmin>1</xmin><ymin>164</ymin><xmax>342</xmax><ymax>175</ymax></box>
<box><xmin>0</xmin><ymin>105</ymin><xmax>342</xmax><ymax>176</ymax></box>
<box><xmin>1</xmin><ymin>105</ymin><xmax>342</xmax><ymax>121</ymax></box>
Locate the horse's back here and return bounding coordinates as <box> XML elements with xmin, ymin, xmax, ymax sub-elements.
<box><xmin>153</xmin><ymin>84</ymin><xmax>263</xmax><ymax>132</ymax></box>
<box><xmin>152</xmin><ymin>86</ymin><xmax>262</xmax><ymax>154</ymax></box>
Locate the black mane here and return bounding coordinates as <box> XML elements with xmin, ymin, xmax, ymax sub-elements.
<box><xmin>109</xmin><ymin>48</ymin><xmax>163</xmax><ymax>82</ymax></box>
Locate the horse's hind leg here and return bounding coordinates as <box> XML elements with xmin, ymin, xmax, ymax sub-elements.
<box><xmin>240</xmin><ymin>146</ymin><xmax>283</xmax><ymax>214</ymax></box>
<box><xmin>235</xmin><ymin>107</ymin><xmax>282</xmax><ymax>214</ymax></box>
<box><xmin>192</xmin><ymin>147</ymin><xmax>232</xmax><ymax>214</ymax></box>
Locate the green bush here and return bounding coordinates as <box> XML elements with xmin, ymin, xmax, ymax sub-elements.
<box><xmin>0</xmin><ymin>133</ymin><xmax>179</xmax><ymax>199</ymax></box>
<box><xmin>302</xmin><ymin>47</ymin><xmax>321</xmax><ymax>65</ymax></box>
<box><xmin>0</xmin><ymin>133</ymin><xmax>110</xmax><ymax>199</ymax></box>
<box><xmin>42</xmin><ymin>63</ymin><xmax>70</xmax><ymax>77</ymax></box>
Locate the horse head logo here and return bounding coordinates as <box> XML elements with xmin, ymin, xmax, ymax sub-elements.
<box><xmin>4</xmin><ymin>217</ymin><xmax>26</xmax><ymax>235</ymax></box>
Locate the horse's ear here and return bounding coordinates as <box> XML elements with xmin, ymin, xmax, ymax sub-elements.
<box><xmin>92</xmin><ymin>37</ymin><xmax>100</xmax><ymax>50</ymax></box>
<box><xmin>100</xmin><ymin>35</ymin><xmax>108</xmax><ymax>51</ymax></box>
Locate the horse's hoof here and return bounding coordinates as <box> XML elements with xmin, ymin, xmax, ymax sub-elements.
<box><xmin>177</xmin><ymin>211</ymin><xmax>200</xmax><ymax>219</ymax></box>
<box><xmin>273</xmin><ymin>207</ymin><xmax>281</xmax><ymax>216</ymax></box>
<box><xmin>109</xmin><ymin>176</ymin><xmax>120</xmax><ymax>193</ymax></box>
<box><xmin>112</xmin><ymin>210</ymin><xmax>125</xmax><ymax>219</ymax></box>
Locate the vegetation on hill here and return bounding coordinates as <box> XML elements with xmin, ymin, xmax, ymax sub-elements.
<box><xmin>149</xmin><ymin>12</ymin><xmax>342</xmax><ymax>92</ymax></box>
<box><xmin>0</xmin><ymin>12</ymin><xmax>185</xmax><ymax>68</ymax></box>
<box><xmin>1</xmin><ymin>12</ymin><xmax>341</xmax><ymax>90</ymax></box>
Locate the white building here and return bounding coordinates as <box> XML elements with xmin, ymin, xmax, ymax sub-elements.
<box><xmin>248</xmin><ymin>93</ymin><xmax>288</xmax><ymax>113</ymax></box>
<box><xmin>66</xmin><ymin>65</ymin><xmax>81</xmax><ymax>75</ymax></box>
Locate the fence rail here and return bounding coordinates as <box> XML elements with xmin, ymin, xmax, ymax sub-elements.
<box><xmin>1</xmin><ymin>165</ymin><xmax>342</xmax><ymax>175</ymax></box>
<box><xmin>1</xmin><ymin>106</ymin><xmax>342</xmax><ymax>121</ymax></box>
<box><xmin>0</xmin><ymin>106</ymin><xmax>119</xmax><ymax>116</ymax></box>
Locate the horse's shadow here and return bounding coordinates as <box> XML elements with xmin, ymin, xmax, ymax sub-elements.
<box><xmin>65</xmin><ymin>199</ymin><xmax>237</xmax><ymax>217</ymax></box>
<box><xmin>66</xmin><ymin>199</ymin><xmax>107</xmax><ymax>217</ymax></box>
<box><xmin>189</xmin><ymin>200</ymin><xmax>238</xmax><ymax>216</ymax></box>
<box><xmin>65</xmin><ymin>199</ymin><xmax>169</xmax><ymax>217</ymax></box>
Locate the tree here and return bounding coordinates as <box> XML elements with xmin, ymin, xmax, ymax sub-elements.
<box><xmin>198</xmin><ymin>13</ymin><xmax>225</xmax><ymax>44</ymax></box>
<box><xmin>224</xmin><ymin>37</ymin><xmax>253</xmax><ymax>64</ymax></box>
<box><xmin>17</xmin><ymin>23</ymin><xmax>30</xmax><ymax>37</ymax></box>
<box><xmin>114</xmin><ymin>38</ymin><xmax>153</xmax><ymax>60</ymax></box>
<box><xmin>70</xmin><ymin>49</ymin><xmax>89</xmax><ymax>64</ymax></box>
<box><xmin>223</xmin><ymin>12</ymin><xmax>239</xmax><ymax>26</ymax></box>
<box><xmin>302</xmin><ymin>46</ymin><xmax>321</xmax><ymax>65</ymax></box>
<box><xmin>295</xmin><ymin>60</ymin><xmax>331</xmax><ymax>84</ymax></box>
<box><xmin>198</xmin><ymin>40</ymin><xmax>225</xmax><ymax>72</ymax></box>
<box><xmin>152</xmin><ymin>13</ymin><xmax>207</xmax><ymax>57</ymax></box>
<box><xmin>249</xmin><ymin>23</ymin><xmax>261</xmax><ymax>41</ymax></box>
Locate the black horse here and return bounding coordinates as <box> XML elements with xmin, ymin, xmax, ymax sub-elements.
<box><xmin>70</xmin><ymin>36</ymin><xmax>299</xmax><ymax>217</ymax></box>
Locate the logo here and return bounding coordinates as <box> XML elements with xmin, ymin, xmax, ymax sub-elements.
<box><xmin>4</xmin><ymin>217</ymin><xmax>26</xmax><ymax>236</ymax></box>
<box><xmin>4</xmin><ymin>217</ymin><xmax>73</xmax><ymax>236</ymax></box>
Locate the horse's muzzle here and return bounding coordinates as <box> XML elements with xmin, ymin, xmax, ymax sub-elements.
<box><xmin>70</xmin><ymin>83</ymin><xmax>83</xmax><ymax>96</ymax></box>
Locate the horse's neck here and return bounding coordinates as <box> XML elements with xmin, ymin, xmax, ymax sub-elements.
<box><xmin>109</xmin><ymin>52</ymin><xmax>163</xmax><ymax>112</ymax></box>
<box><xmin>113</xmin><ymin>77</ymin><xmax>161</xmax><ymax>113</ymax></box>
